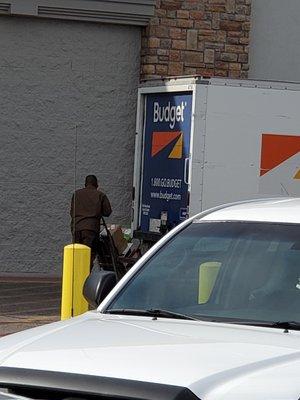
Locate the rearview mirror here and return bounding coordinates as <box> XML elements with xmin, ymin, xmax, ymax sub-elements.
<box><xmin>83</xmin><ymin>270</ymin><xmax>117</xmax><ymax>308</ymax></box>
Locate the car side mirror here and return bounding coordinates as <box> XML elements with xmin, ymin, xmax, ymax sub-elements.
<box><xmin>83</xmin><ymin>270</ymin><xmax>117</xmax><ymax>308</ymax></box>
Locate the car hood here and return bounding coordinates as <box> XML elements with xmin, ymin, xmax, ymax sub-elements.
<box><xmin>0</xmin><ymin>311</ymin><xmax>300</xmax><ymax>400</ymax></box>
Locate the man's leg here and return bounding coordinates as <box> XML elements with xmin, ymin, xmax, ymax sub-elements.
<box><xmin>73</xmin><ymin>230</ymin><xmax>82</xmax><ymax>244</ymax></box>
<box><xmin>80</xmin><ymin>230</ymin><xmax>98</xmax><ymax>270</ymax></box>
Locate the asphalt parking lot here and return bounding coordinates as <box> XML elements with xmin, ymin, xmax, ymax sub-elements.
<box><xmin>0</xmin><ymin>275</ymin><xmax>61</xmax><ymax>337</ymax></box>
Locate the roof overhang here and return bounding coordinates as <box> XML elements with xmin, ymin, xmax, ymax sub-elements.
<box><xmin>0</xmin><ymin>0</ymin><xmax>155</xmax><ymax>26</ymax></box>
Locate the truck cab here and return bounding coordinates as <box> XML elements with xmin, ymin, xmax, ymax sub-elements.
<box><xmin>0</xmin><ymin>198</ymin><xmax>300</xmax><ymax>400</ymax></box>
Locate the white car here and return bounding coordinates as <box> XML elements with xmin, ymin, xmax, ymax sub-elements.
<box><xmin>0</xmin><ymin>198</ymin><xmax>300</xmax><ymax>400</ymax></box>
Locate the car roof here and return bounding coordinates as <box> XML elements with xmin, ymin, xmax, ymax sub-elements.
<box><xmin>198</xmin><ymin>198</ymin><xmax>300</xmax><ymax>224</ymax></box>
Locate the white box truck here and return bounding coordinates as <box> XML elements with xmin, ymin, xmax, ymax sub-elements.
<box><xmin>132</xmin><ymin>77</ymin><xmax>300</xmax><ymax>240</ymax></box>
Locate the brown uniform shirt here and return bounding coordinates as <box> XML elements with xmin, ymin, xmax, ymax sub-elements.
<box><xmin>70</xmin><ymin>185</ymin><xmax>112</xmax><ymax>232</ymax></box>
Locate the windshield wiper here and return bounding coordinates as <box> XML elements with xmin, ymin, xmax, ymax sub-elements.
<box><xmin>218</xmin><ymin>319</ymin><xmax>300</xmax><ymax>331</ymax></box>
<box><xmin>270</xmin><ymin>321</ymin><xmax>300</xmax><ymax>331</ymax></box>
<box><xmin>105</xmin><ymin>308</ymin><xmax>197</xmax><ymax>321</ymax></box>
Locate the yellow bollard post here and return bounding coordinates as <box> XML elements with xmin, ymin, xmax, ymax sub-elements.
<box><xmin>61</xmin><ymin>244</ymin><xmax>91</xmax><ymax>320</ymax></box>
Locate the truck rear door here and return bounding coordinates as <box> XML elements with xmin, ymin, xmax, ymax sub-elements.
<box><xmin>139</xmin><ymin>91</ymin><xmax>193</xmax><ymax>234</ymax></box>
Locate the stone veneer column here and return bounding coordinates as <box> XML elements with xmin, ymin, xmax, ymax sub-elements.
<box><xmin>141</xmin><ymin>0</ymin><xmax>251</xmax><ymax>79</ymax></box>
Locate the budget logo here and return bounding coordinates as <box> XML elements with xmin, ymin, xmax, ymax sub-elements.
<box><xmin>153</xmin><ymin>101</ymin><xmax>187</xmax><ymax>129</ymax></box>
<box><xmin>151</xmin><ymin>131</ymin><xmax>183</xmax><ymax>159</ymax></box>
<box><xmin>260</xmin><ymin>133</ymin><xmax>300</xmax><ymax>179</ymax></box>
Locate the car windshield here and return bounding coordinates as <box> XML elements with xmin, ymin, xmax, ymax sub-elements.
<box><xmin>107</xmin><ymin>221</ymin><xmax>300</xmax><ymax>325</ymax></box>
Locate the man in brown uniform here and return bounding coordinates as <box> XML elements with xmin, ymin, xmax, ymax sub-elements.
<box><xmin>70</xmin><ymin>175</ymin><xmax>112</xmax><ymax>267</ymax></box>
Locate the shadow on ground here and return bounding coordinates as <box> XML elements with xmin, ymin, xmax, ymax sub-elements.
<box><xmin>0</xmin><ymin>275</ymin><xmax>61</xmax><ymax>337</ymax></box>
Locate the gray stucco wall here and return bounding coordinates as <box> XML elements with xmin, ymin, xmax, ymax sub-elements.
<box><xmin>249</xmin><ymin>0</ymin><xmax>300</xmax><ymax>82</ymax></box>
<box><xmin>0</xmin><ymin>16</ymin><xmax>141</xmax><ymax>273</ymax></box>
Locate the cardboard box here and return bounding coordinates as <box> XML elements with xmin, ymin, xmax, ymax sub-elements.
<box><xmin>108</xmin><ymin>225</ymin><xmax>128</xmax><ymax>255</ymax></box>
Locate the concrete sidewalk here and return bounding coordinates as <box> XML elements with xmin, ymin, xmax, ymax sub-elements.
<box><xmin>0</xmin><ymin>274</ymin><xmax>61</xmax><ymax>337</ymax></box>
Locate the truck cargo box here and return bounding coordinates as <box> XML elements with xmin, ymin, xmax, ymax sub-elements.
<box><xmin>133</xmin><ymin>77</ymin><xmax>300</xmax><ymax>239</ymax></box>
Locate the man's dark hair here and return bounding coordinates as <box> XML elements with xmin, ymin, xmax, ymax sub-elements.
<box><xmin>85</xmin><ymin>175</ymin><xmax>98</xmax><ymax>188</ymax></box>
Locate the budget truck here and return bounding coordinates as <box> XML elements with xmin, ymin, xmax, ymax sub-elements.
<box><xmin>132</xmin><ymin>77</ymin><xmax>300</xmax><ymax>240</ymax></box>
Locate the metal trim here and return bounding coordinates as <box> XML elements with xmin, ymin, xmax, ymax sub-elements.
<box><xmin>140</xmin><ymin>76</ymin><xmax>300</xmax><ymax>91</ymax></box>
<box><xmin>0</xmin><ymin>2</ymin><xmax>10</xmax><ymax>13</ymax></box>
<box><xmin>5</xmin><ymin>0</ymin><xmax>155</xmax><ymax>26</ymax></box>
